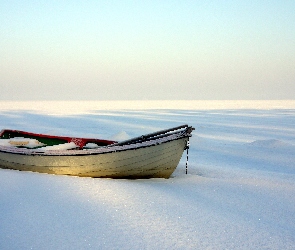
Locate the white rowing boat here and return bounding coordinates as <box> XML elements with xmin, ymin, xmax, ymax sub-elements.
<box><xmin>0</xmin><ymin>125</ymin><xmax>194</xmax><ymax>178</ymax></box>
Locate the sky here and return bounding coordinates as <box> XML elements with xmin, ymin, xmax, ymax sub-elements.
<box><xmin>0</xmin><ymin>0</ymin><xmax>294</xmax><ymax>101</ymax></box>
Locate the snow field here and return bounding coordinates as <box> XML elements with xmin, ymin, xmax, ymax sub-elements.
<box><xmin>0</xmin><ymin>101</ymin><xmax>294</xmax><ymax>249</ymax></box>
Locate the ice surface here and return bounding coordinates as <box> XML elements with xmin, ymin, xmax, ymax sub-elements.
<box><xmin>0</xmin><ymin>101</ymin><xmax>294</xmax><ymax>249</ymax></box>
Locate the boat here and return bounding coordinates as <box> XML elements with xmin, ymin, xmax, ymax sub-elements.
<box><xmin>0</xmin><ymin>125</ymin><xmax>194</xmax><ymax>178</ymax></box>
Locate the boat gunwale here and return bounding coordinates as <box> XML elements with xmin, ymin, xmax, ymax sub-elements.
<box><xmin>0</xmin><ymin>129</ymin><xmax>117</xmax><ymax>148</ymax></box>
<box><xmin>0</xmin><ymin>132</ymin><xmax>191</xmax><ymax>157</ymax></box>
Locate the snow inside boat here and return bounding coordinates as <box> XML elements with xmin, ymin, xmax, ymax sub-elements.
<box><xmin>0</xmin><ymin>125</ymin><xmax>194</xmax><ymax>178</ymax></box>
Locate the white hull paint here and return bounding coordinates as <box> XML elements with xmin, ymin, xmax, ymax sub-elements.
<box><xmin>0</xmin><ymin>137</ymin><xmax>188</xmax><ymax>178</ymax></box>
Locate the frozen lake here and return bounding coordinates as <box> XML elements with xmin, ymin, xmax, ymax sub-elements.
<box><xmin>0</xmin><ymin>100</ymin><xmax>295</xmax><ymax>249</ymax></box>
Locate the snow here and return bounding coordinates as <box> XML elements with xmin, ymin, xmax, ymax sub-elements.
<box><xmin>37</xmin><ymin>142</ymin><xmax>78</xmax><ymax>151</ymax></box>
<box><xmin>0</xmin><ymin>137</ymin><xmax>45</xmax><ymax>148</ymax></box>
<box><xmin>0</xmin><ymin>101</ymin><xmax>295</xmax><ymax>249</ymax></box>
<box><xmin>109</xmin><ymin>131</ymin><xmax>131</xmax><ymax>142</ymax></box>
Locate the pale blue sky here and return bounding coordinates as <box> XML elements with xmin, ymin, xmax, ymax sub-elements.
<box><xmin>1</xmin><ymin>0</ymin><xmax>294</xmax><ymax>100</ymax></box>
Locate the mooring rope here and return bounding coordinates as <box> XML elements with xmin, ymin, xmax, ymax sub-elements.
<box><xmin>185</xmin><ymin>138</ymin><xmax>190</xmax><ymax>174</ymax></box>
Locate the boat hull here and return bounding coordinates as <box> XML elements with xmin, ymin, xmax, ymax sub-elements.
<box><xmin>0</xmin><ymin>137</ymin><xmax>188</xmax><ymax>178</ymax></box>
